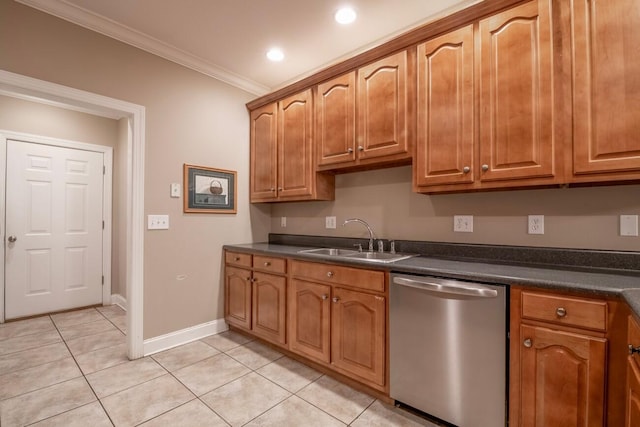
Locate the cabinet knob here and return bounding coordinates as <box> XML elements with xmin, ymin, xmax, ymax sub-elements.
<box><xmin>264</xmin><ymin>261</ymin><xmax>271</xmax><ymax>267</ymax></box>
<box><xmin>481</xmin><ymin>164</ymin><xmax>489</xmax><ymax>172</ymax></box>
<box><xmin>556</xmin><ymin>307</ymin><xmax>567</xmax><ymax>318</ymax></box>
<box><xmin>463</xmin><ymin>166</ymin><xmax>470</xmax><ymax>174</ymax></box>
<box><xmin>332</xmin><ymin>297</ymin><xmax>340</xmax><ymax>303</ymax></box>
<box><xmin>270</xmin><ymin>188</ymin><xmax>275</xmax><ymax>192</ymax></box>
<box><xmin>234</xmin><ymin>257</ymin><xmax>240</xmax><ymax>261</ymax></box>
<box><xmin>523</xmin><ymin>338</ymin><xmax>532</xmax><ymax>348</ymax></box>
<box><xmin>347</xmin><ymin>148</ymin><xmax>354</xmax><ymax>153</ymax></box>
<box><xmin>246</xmin><ymin>277</ymin><xmax>251</xmax><ymax>281</ymax></box>
<box><xmin>358</xmin><ymin>146</ymin><xmax>364</xmax><ymax>151</ymax></box>
<box><xmin>277</xmin><ymin>187</ymin><xmax>283</xmax><ymax>191</ymax></box>
<box><xmin>326</xmin><ymin>271</ymin><xmax>334</xmax><ymax>278</ymax></box>
<box><xmin>321</xmin><ymin>294</ymin><xmax>328</xmax><ymax>300</ymax></box>
<box><xmin>629</xmin><ymin>345</ymin><xmax>640</xmax><ymax>355</ymax></box>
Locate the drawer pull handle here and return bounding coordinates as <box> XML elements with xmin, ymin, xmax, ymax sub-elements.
<box><xmin>332</xmin><ymin>297</ymin><xmax>340</xmax><ymax>303</ymax></box>
<box><xmin>327</xmin><ymin>271</ymin><xmax>334</xmax><ymax>278</ymax></box>
<box><xmin>630</xmin><ymin>345</ymin><xmax>640</xmax><ymax>356</ymax></box>
<box><xmin>264</xmin><ymin>261</ymin><xmax>271</xmax><ymax>267</ymax></box>
<box><xmin>234</xmin><ymin>257</ymin><xmax>241</xmax><ymax>261</ymax></box>
<box><xmin>556</xmin><ymin>307</ymin><xmax>567</xmax><ymax>318</ymax></box>
<box><xmin>321</xmin><ymin>294</ymin><xmax>328</xmax><ymax>300</ymax></box>
<box><xmin>523</xmin><ymin>338</ymin><xmax>532</xmax><ymax>348</ymax></box>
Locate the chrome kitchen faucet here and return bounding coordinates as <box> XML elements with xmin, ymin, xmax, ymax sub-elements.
<box><xmin>342</xmin><ymin>218</ymin><xmax>375</xmax><ymax>252</ymax></box>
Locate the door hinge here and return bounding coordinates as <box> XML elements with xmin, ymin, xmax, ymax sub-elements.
<box><xmin>102</xmin><ymin>220</ymin><xmax>105</xmax><ymax>230</ymax></box>
<box><xmin>102</xmin><ymin>275</ymin><xmax>104</xmax><ymax>285</ymax></box>
<box><xmin>103</xmin><ymin>165</ymin><xmax>106</xmax><ymax>175</ymax></box>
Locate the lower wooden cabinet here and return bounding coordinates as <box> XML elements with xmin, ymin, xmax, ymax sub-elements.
<box><xmin>288</xmin><ymin>260</ymin><xmax>387</xmax><ymax>391</ymax></box>
<box><xmin>224</xmin><ymin>251</ymin><xmax>287</xmax><ymax>346</ymax></box>
<box><xmin>627</xmin><ymin>315</ymin><xmax>640</xmax><ymax>426</ymax></box>
<box><xmin>510</xmin><ymin>288</ymin><xmax>608</xmax><ymax>426</ymax></box>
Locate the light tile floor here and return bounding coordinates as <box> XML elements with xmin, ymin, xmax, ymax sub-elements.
<box><xmin>0</xmin><ymin>306</ymin><xmax>438</xmax><ymax>427</ymax></box>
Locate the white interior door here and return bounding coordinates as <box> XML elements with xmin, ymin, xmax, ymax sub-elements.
<box><xmin>5</xmin><ymin>139</ymin><xmax>104</xmax><ymax>319</ymax></box>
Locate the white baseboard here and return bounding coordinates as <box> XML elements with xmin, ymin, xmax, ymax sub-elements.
<box><xmin>143</xmin><ymin>318</ymin><xmax>229</xmax><ymax>356</ymax></box>
<box><xmin>110</xmin><ymin>294</ymin><xmax>127</xmax><ymax>311</ymax></box>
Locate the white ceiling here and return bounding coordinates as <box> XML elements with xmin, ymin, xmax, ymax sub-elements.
<box><xmin>17</xmin><ymin>0</ymin><xmax>477</xmax><ymax>95</ymax></box>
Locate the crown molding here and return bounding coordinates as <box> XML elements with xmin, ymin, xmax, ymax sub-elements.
<box><xmin>15</xmin><ymin>0</ymin><xmax>270</xmax><ymax>96</ymax></box>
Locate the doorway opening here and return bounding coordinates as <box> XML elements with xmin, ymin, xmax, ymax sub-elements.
<box><xmin>0</xmin><ymin>69</ymin><xmax>145</xmax><ymax>359</ymax></box>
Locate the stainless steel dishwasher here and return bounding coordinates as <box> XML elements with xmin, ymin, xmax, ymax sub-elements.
<box><xmin>390</xmin><ymin>273</ymin><xmax>507</xmax><ymax>427</ymax></box>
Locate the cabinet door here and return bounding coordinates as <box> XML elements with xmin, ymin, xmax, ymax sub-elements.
<box><xmin>416</xmin><ymin>24</ymin><xmax>474</xmax><ymax>188</ymax></box>
<box><xmin>278</xmin><ymin>89</ymin><xmax>314</xmax><ymax>199</ymax></box>
<box><xmin>224</xmin><ymin>266</ymin><xmax>252</xmax><ymax>330</ymax></box>
<box><xmin>289</xmin><ymin>279</ymin><xmax>331</xmax><ymax>363</ymax></box>
<box><xmin>479</xmin><ymin>0</ymin><xmax>556</xmax><ymax>182</ymax></box>
<box><xmin>250</xmin><ymin>103</ymin><xmax>278</xmax><ymax>202</ymax></box>
<box><xmin>331</xmin><ymin>287</ymin><xmax>385</xmax><ymax>388</ymax></box>
<box><xmin>252</xmin><ymin>272</ymin><xmax>286</xmax><ymax>345</ymax></box>
<box><xmin>316</xmin><ymin>73</ymin><xmax>356</xmax><ymax>167</ymax></box>
<box><xmin>357</xmin><ymin>50</ymin><xmax>411</xmax><ymax>161</ymax></box>
<box><xmin>519</xmin><ymin>324</ymin><xmax>606</xmax><ymax>427</ymax></box>
<box><xmin>627</xmin><ymin>358</ymin><xmax>640</xmax><ymax>427</ymax></box>
<box><xmin>572</xmin><ymin>0</ymin><xmax>640</xmax><ymax>175</ymax></box>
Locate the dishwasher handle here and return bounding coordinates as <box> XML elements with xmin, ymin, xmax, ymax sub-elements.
<box><xmin>393</xmin><ymin>275</ymin><xmax>499</xmax><ymax>300</ymax></box>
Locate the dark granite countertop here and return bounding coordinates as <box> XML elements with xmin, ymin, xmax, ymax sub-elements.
<box><xmin>224</xmin><ymin>235</ymin><xmax>640</xmax><ymax>314</ymax></box>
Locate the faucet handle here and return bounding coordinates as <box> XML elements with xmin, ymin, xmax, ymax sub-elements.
<box><xmin>390</xmin><ymin>240</ymin><xmax>396</xmax><ymax>254</ymax></box>
<box><xmin>377</xmin><ymin>240</ymin><xmax>384</xmax><ymax>253</ymax></box>
<box><xmin>353</xmin><ymin>243</ymin><xmax>363</xmax><ymax>252</ymax></box>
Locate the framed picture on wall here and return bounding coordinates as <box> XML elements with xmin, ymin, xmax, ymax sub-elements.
<box><xmin>183</xmin><ymin>164</ymin><xmax>237</xmax><ymax>214</ymax></box>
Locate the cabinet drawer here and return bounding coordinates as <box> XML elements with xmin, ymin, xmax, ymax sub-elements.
<box><xmin>521</xmin><ymin>291</ymin><xmax>607</xmax><ymax>331</ymax></box>
<box><xmin>291</xmin><ymin>260</ymin><xmax>384</xmax><ymax>293</ymax></box>
<box><xmin>253</xmin><ymin>255</ymin><xmax>286</xmax><ymax>274</ymax></box>
<box><xmin>225</xmin><ymin>251</ymin><xmax>252</xmax><ymax>268</ymax></box>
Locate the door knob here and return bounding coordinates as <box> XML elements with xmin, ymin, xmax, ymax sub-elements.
<box><xmin>7</xmin><ymin>236</ymin><xmax>17</xmax><ymax>243</ymax></box>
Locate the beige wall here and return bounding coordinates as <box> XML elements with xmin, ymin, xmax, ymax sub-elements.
<box><xmin>272</xmin><ymin>166</ymin><xmax>640</xmax><ymax>251</ymax></box>
<box><xmin>0</xmin><ymin>0</ymin><xmax>271</xmax><ymax>339</ymax></box>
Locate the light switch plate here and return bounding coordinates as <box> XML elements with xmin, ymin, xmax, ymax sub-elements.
<box><xmin>148</xmin><ymin>215</ymin><xmax>169</xmax><ymax>230</ymax></box>
<box><xmin>280</xmin><ymin>217</ymin><xmax>287</xmax><ymax>228</ymax></box>
<box><xmin>453</xmin><ymin>215</ymin><xmax>473</xmax><ymax>232</ymax></box>
<box><xmin>620</xmin><ymin>215</ymin><xmax>639</xmax><ymax>236</ymax></box>
<box><xmin>170</xmin><ymin>183</ymin><xmax>181</xmax><ymax>198</ymax></box>
<box><xmin>325</xmin><ymin>216</ymin><xmax>337</xmax><ymax>229</ymax></box>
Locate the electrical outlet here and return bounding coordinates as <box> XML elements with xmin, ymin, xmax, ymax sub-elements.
<box><xmin>325</xmin><ymin>216</ymin><xmax>337</xmax><ymax>229</ymax></box>
<box><xmin>620</xmin><ymin>215</ymin><xmax>639</xmax><ymax>236</ymax></box>
<box><xmin>280</xmin><ymin>217</ymin><xmax>287</xmax><ymax>228</ymax></box>
<box><xmin>528</xmin><ymin>215</ymin><xmax>544</xmax><ymax>235</ymax></box>
<box><xmin>453</xmin><ymin>215</ymin><xmax>473</xmax><ymax>232</ymax></box>
<box><xmin>148</xmin><ymin>215</ymin><xmax>169</xmax><ymax>230</ymax></box>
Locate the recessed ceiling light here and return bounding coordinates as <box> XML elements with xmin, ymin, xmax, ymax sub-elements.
<box><xmin>335</xmin><ymin>7</ymin><xmax>357</xmax><ymax>25</ymax></box>
<box><xmin>266</xmin><ymin>48</ymin><xmax>284</xmax><ymax>62</ymax></box>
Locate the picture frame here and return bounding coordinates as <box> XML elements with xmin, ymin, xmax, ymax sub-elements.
<box><xmin>183</xmin><ymin>164</ymin><xmax>237</xmax><ymax>214</ymax></box>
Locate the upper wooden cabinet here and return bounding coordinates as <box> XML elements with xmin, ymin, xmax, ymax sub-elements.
<box><xmin>316</xmin><ymin>51</ymin><xmax>414</xmax><ymax>171</ymax></box>
<box><xmin>415</xmin><ymin>0</ymin><xmax>561</xmax><ymax>193</ymax></box>
<box><xmin>250</xmin><ymin>89</ymin><xmax>334</xmax><ymax>203</ymax></box>
<box><xmin>415</xmin><ymin>24</ymin><xmax>475</xmax><ymax>189</ymax></box>
<box><xmin>571</xmin><ymin>0</ymin><xmax>640</xmax><ymax>180</ymax></box>
<box><xmin>478</xmin><ymin>0</ymin><xmax>557</xmax><ymax>184</ymax></box>
<box><xmin>316</xmin><ymin>72</ymin><xmax>356</xmax><ymax>167</ymax></box>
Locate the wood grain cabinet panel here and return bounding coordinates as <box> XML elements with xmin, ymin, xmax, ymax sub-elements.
<box><xmin>357</xmin><ymin>50</ymin><xmax>413</xmax><ymax>163</ymax></box>
<box><xmin>478</xmin><ymin>0</ymin><xmax>557</xmax><ymax>183</ymax></box>
<box><xmin>250</xmin><ymin>103</ymin><xmax>278</xmax><ymax>201</ymax></box>
<box><xmin>571</xmin><ymin>0</ymin><xmax>640</xmax><ymax>177</ymax></box>
<box><xmin>289</xmin><ymin>279</ymin><xmax>331</xmax><ymax>363</ymax></box>
<box><xmin>519</xmin><ymin>325</ymin><xmax>606</xmax><ymax>427</ymax></box>
<box><xmin>331</xmin><ymin>287</ymin><xmax>386</xmax><ymax>387</ymax></box>
<box><xmin>415</xmin><ymin>24</ymin><xmax>474</xmax><ymax>189</ymax></box>
<box><xmin>316</xmin><ymin>72</ymin><xmax>356</xmax><ymax>167</ymax></box>
<box><xmin>627</xmin><ymin>315</ymin><xmax>640</xmax><ymax>427</ymax></box>
<box><xmin>224</xmin><ymin>266</ymin><xmax>252</xmax><ymax>330</ymax></box>
<box><xmin>252</xmin><ymin>272</ymin><xmax>286</xmax><ymax>344</ymax></box>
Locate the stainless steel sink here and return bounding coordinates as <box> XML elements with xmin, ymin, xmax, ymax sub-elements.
<box><xmin>297</xmin><ymin>248</ymin><xmax>360</xmax><ymax>256</ymax></box>
<box><xmin>297</xmin><ymin>247</ymin><xmax>417</xmax><ymax>264</ymax></box>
